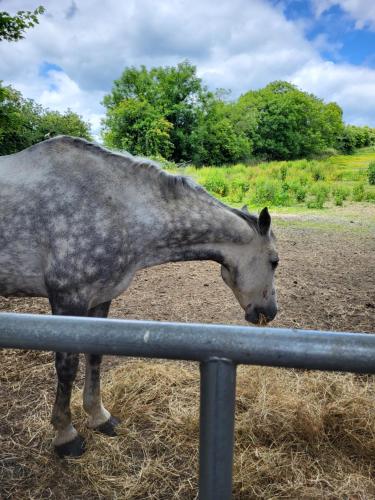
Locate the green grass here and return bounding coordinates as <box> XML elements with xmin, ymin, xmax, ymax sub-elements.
<box><xmin>175</xmin><ymin>147</ymin><xmax>375</xmax><ymax>210</ymax></box>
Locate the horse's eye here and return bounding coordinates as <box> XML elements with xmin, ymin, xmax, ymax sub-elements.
<box><xmin>271</xmin><ymin>259</ymin><xmax>279</xmax><ymax>270</ymax></box>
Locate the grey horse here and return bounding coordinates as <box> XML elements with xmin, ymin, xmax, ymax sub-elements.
<box><xmin>0</xmin><ymin>136</ymin><xmax>278</xmax><ymax>457</ymax></box>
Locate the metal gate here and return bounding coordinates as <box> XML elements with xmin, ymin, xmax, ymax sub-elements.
<box><xmin>1</xmin><ymin>312</ymin><xmax>374</xmax><ymax>499</ymax></box>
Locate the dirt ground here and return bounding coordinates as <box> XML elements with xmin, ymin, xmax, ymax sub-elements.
<box><xmin>1</xmin><ymin>214</ymin><xmax>374</xmax><ymax>498</ymax></box>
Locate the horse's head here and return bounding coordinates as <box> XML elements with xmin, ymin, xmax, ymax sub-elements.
<box><xmin>221</xmin><ymin>207</ymin><xmax>278</xmax><ymax>325</ymax></box>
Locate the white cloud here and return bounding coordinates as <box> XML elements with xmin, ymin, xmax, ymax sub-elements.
<box><xmin>0</xmin><ymin>0</ymin><xmax>375</xmax><ymax>136</ymax></box>
<box><xmin>312</xmin><ymin>0</ymin><xmax>375</xmax><ymax>29</ymax></box>
<box><xmin>292</xmin><ymin>60</ymin><xmax>375</xmax><ymax>125</ymax></box>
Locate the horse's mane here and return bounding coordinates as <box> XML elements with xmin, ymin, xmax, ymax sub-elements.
<box><xmin>36</xmin><ymin>136</ymin><xmax>261</xmax><ymax>233</ymax></box>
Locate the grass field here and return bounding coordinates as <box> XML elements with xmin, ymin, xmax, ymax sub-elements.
<box><xmin>173</xmin><ymin>147</ymin><xmax>375</xmax><ymax>210</ymax></box>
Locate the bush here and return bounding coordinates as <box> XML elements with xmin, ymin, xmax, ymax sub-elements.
<box><xmin>332</xmin><ymin>185</ymin><xmax>350</xmax><ymax>201</ymax></box>
<box><xmin>289</xmin><ymin>180</ymin><xmax>307</xmax><ymax>203</ymax></box>
<box><xmin>368</xmin><ymin>161</ymin><xmax>375</xmax><ymax>185</ymax></box>
<box><xmin>252</xmin><ymin>179</ymin><xmax>278</xmax><ymax>205</ymax></box>
<box><xmin>280</xmin><ymin>164</ymin><xmax>288</xmax><ymax>181</ymax></box>
<box><xmin>352</xmin><ymin>184</ymin><xmax>365</xmax><ymax>202</ymax></box>
<box><xmin>334</xmin><ymin>193</ymin><xmax>344</xmax><ymax>206</ymax></box>
<box><xmin>306</xmin><ymin>184</ymin><xmax>330</xmax><ymax>209</ymax></box>
<box><xmin>311</xmin><ymin>165</ymin><xmax>325</xmax><ymax>182</ymax></box>
<box><xmin>149</xmin><ymin>154</ymin><xmax>177</xmax><ymax>170</ymax></box>
<box><xmin>227</xmin><ymin>177</ymin><xmax>250</xmax><ymax>203</ymax></box>
<box><xmin>251</xmin><ymin>179</ymin><xmax>291</xmax><ymax>206</ymax></box>
<box><xmin>202</xmin><ymin>171</ymin><xmax>229</xmax><ymax>196</ymax></box>
<box><xmin>364</xmin><ymin>190</ymin><xmax>375</xmax><ymax>203</ymax></box>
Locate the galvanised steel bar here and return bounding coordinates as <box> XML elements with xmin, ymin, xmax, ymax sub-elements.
<box><xmin>199</xmin><ymin>358</ymin><xmax>237</xmax><ymax>500</ymax></box>
<box><xmin>0</xmin><ymin>313</ymin><xmax>374</xmax><ymax>373</ymax></box>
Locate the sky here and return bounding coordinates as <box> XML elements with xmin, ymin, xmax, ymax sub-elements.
<box><xmin>1</xmin><ymin>0</ymin><xmax>375</xmax><ymax>138</ymax></box>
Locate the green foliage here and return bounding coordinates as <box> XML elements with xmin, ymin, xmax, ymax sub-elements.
<box><xmin>201</xmin><ymin>170</ymin><xmax>229</xmax><ymax>197</ymax></box>
<box><xmin>368</xmin><ymin>161</ymin><xmax>375</xmax><ymax>185</ymax></box>
<box><xmin>306</xmin><ymin>184</ymin><xmax>330</xmax><ymax>209</ymax></box>
<box><xmin>103</xmin><ymin>99</ymin><xmax>173</xmax><ymax>158</ymax></box>
<box><xmin>191</xmin><ymin>101</ymin><xmax>252</xmax><ymax>165</ymax></box>
<box><xmin>0</xmin><ymin>82</ymin><xmax>91</xmax><ymax>155</ymax></box>
<box><xmin>0</xmin><ymin>6</ymin><xmax>45</xmax><ymax>42</ymax></box>
<box><xmin>288</xmin><ymin>180</ymin><xmax>307</xmax><ymax>202</ymax></box>
<box><xmin>248</xmin><ymin>178</ymin><xmax>291</xmax><ymax>207</ymax></box>
<box><xmin>338</xmin><ymin>125</ymin><xmax>375</xmax><ymax>154</ymax></box>
<box><xmin>180</xmin><ymin>149</ymin><xmax>375</xmax><ymax>209</ymax></box>
<box><xmin>352</xmin><ymin>184</ymin><xmax>365</xmax><ymax>202</ymax></box>
<box><xmin>148</xmin><ymin>154</ymin><xmax>177</xmax><ymax>170</ymax></box>
<box><xmin>309</xmin><ymin>163</ymin><xmax>326</xmax><ymax>181</ymax></box>
<box><xmin>103</xmin><ymin>63</ymin><xmax>375</xmax><ymax>164</ymax></box>
<box><xmin>332</xmin><ymin>185</ymin><xmax>350</xmax><ymax>206</ymax></box>
<box><xmin>279</xmin><ymin>164</ymin><xmax>288</xmax><ymax>181</ymax></box>
<box><xmin>37</xmin><ymin>109</ymin><xmax>92</xmax><ymax>140</ymax></box>
<box><xmin>364</xmin><ymin>190</ymin><xmax>375</xmax><ymax>202</ymax></box>
<box><xmin>227</xmin><ymin>177</ymin><xmax>251</xmax><ymax>203</ymax></box>
<box><xmin>103</xmin><ymin>61</ymin><xmax>203</xmax><ymax>161</ymax></box>
<box><xmin>236</xmin><ymin>81</ymin><xmax>344</xmax><ymax>160</ymax></box>
<box><xmin>102</xmin><ymin>61</ymin><xmax>253</xmax><ymax>165</ymax></box>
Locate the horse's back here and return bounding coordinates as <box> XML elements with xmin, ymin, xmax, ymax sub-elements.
<box><xmin>0</xmin><ymin>137</ymin><xmax>129</xmax><ymax>299</ymax></box>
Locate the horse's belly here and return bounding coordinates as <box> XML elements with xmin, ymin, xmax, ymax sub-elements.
<box><xmin>0</xmin><ymin>271</ymin><xmax>47</xmax><ymax>298</ymax></box>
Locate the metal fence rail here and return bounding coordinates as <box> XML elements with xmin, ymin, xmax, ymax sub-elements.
<box><xmin>1</xmin><ymin>312</ymin><xmax>374</xmax><ymax>500</ymax></box>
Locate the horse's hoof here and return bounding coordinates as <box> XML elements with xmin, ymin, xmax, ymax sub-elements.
<box><xmin>94</xmin><ymin>416</ymin><xmax>120</xmax><ymax>437</ymax></box>
<box><xmin>54</xmin><ymin>434</ymin><xmax>86</xmax><ymax>458</ymax></box>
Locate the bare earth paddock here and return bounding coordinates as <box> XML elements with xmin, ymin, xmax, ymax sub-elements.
<box><xmin>1</xmin><ymin>208</ymin><xmax>375</xmax><ymax>499</ymax></box>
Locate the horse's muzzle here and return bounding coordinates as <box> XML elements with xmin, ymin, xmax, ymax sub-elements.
<box><xmin>245</xmin><ymin>304</ymin><xmax>278</xmax><ymax>325</ymax></box>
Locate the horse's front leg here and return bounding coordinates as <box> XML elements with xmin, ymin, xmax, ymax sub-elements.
<box><xmin>83</xmin><ymin>301</ymin><xmax>120</xmax><ymax>436</ymax></box>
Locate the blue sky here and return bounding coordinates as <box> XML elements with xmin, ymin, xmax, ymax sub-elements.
<box><xmin>281</xmin><ymin>0</ymin><xmax>375</xmax><ymax>66</ymax></box>
<box><xmin>1</xmin><ymin>0</ymin><xmax>374</xmax><ymax>137</ymax></box>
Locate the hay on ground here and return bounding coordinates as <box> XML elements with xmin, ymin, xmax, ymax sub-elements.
<box><xmin>1</xmin><ymin>350</ymin><xmax>375</xmax><ymax>499</ymax></box>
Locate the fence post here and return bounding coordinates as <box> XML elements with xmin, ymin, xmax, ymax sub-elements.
<box><xmin>199</xmin><ymin>358</ymin><xmax>237</xmax><ymax>500</ymax></box>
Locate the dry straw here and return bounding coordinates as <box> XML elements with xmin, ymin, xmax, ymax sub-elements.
<box><xmin>1</xmin><ymin>350</ymin><xmax>375</xmax><ymax>499</ymax></box>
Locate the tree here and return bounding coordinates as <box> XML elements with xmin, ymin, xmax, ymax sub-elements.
<box><xmin>0</xmin><ymin>84</ymin><xmax>41</xmax><ymax>154</ymax></box>
<box><xmin>103</xmin><ymin>64</ymin><xmax>374</xmax><ymax>165</ymax></box>
<box><xmin>191</xmin><ymin>99</ymin><xmax>252</xmax><ymax>165</ymax></box>
<box><xmin>0</xmin><ymin>6</ymin><xmax>45</xmax><ymax>42</ymax></box>
<box><xmin>0</xmin><ymin>82</ymin><xmax>91</xmax><ymax>155</ymax></box>
<box><xmin>37</xmin><ymin>109</ymin><xmax>92</xmax><ymax>142</ymax></box>
<box><xmin>102</xmin><ymin>61</ymin><xmax>210</xmax><ymax>161</ymax></box>
<box><xmin>237</xmin><ymin>81</ymin><xmax>344</xmax><ymax>160</ymax></box>
<box><xmin>103</xmin><ymin>99</ymin><xmax>173</xmax><ymax>158</ymax></box>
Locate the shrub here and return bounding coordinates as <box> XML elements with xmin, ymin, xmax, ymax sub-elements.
<box><xmin>306</xmin><ymin>184</ymin><xmax>330</xmax><ymax>209</ymax></box>
<box><xmin>334</xmin><ymin>193</ymin><xmax>344</xmax><ymax>206</ymax></box>
<box><xmin>332</xmin><ymin>185</ymin><xmax>350</xmax><ymax>201</ymax></box>
<box><xmin>227</xmin><ymin>177</ymin><xmax>250</xmax><ymax>203</ymax></box>
<box><xmin>297</xmin><ymin>174</ymin><xmax>310</xmax><ymax>186</ymax></box>
<box><xmin>368</xmin><ymin>161</ymin><xmax>375</xmax><ymax>185</ymax></box>
<box><xmin>289</xmin><ymin>180</ymin><xmax>307</xmax><ymax>203</ymax></box>
<box><xmin>252</xmin><ymin>179</ymin><xmax>291</xmax><ymax>206</ymax></box>
<box><xmin>364</xmin><ymin>190</ymin><xmax>375</xmax><ymax>203</ymax></box>
<box><xmin>352</xmin><ymin>184</ymin><xmax>365</xmax><ymax>202</ymax></box>
<box><xmin>202</xmin><ymin>171</ymin><xmax>229</xmax><ymax>196</ymax></box>
<box><xmin>252</xmin><ymin>179</ymin><xmax>278</xmax><ymax>205</ymax></box>
<box><xmin>149</xmin><ymin>154</ymin><xmax>178</xmax><ymax>170</ymax></box>
<box><xmin>311</xmin><ymin>166</ymin><xmax>325</xmax><ymax>182</ymax></box>
<box><xmin>280</xmin><ymin>164</ymin><xmax>288</xmax><ymax>181</ymax></box>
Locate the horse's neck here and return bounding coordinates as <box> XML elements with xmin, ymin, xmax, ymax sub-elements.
<box><xmin>133</xmin><ymin>191</ymin><xmax>252</xmax><ymax>269</ymax></box>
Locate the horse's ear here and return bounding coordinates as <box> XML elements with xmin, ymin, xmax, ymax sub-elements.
<box><xmin>258</xmin><ymin>207</ymin><xmax>271</xmax><ymax>236</ymax></box>
<box><xmin>241</xmin><ymin>205</ymin><xmax>250</xmax><ymax>214</ymax></box>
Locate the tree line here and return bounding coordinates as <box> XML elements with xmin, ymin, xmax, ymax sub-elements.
<box><xmin>102</xmin><ymin>61</ymin><xmax>375</xmax><ymax>164</ymax></box>
<box><xmin>1</xmin><ymin>61</ymin><xmax>375</xmax><ymax>162</ymax></box>
<box><xmin>0</xmin><ymin>83</ymin><xmax>91</xmax><ymax>155</ymax></box>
